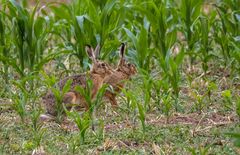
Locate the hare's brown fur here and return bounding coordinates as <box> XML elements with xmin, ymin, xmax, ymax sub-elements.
<box><xmin>103</xmin><ymin>43</ymin><xmax>137</xmax><ymax>106</ymax></box>
<box><xmin>42</xmin><ymin>45</ymin><xmax>112</xmax><ymax>116</ymax></box>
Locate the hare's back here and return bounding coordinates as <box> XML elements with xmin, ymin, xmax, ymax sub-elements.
<box><xmin>58</xmin><ymin>74</ymin><xmax>87</xmax><ymax>91</ymax></box>
<box><xmin>104</xmin><ymin>71</ymin><xmax>127</xmax><ymax>85</ymax></box>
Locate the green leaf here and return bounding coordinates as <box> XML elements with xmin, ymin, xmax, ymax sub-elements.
<box><xmin>222</xmin><ymin>90</ymin><xmax>232</xmax><ymax>98</ymax></box>
<box><xmin>62</xmin><ymin>79</ymin><xmax>72</xmax><ymax>94</ymax></box>
<box><xmin>34</xmin><ymin>17</ymin><xmax>46</xmax><ymax>38</ymax></box>
<box><xmin>123</xmin><ymin>28</ymin><xmax>137</xmax><ymax>48</ymax></box>
<box><xmin>175</xmin><ymin>48</ymin><xmax>185</xmax><ymax>65</ymax></box>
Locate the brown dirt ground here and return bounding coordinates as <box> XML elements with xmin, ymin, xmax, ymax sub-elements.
<box><xmin>56</xmin><ymin>111</ymin><xmax>238</xmax><ymax>133</ymax></box>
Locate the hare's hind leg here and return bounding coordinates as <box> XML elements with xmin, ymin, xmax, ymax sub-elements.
<box><xmin>70</xmin><ymin>93</ymin><xmax>88</xmax><ymax>111</ymax></box>
<box><xmin>40</xmin><ymin>92</ymin><xmax>76</xmax><ymax>122</ymax></box>
<box><xmin>105</xmin><ymin>91</ymin><xmax>118</xmax><ymax>107</ymax></box>
<box><xmin>63</xmin><ymin>92</ymin><xmax>78</xmax><ymax>111</ymax></box>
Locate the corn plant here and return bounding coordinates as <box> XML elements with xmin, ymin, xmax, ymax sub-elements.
<box><xmin>0</xmin><ymin>0</ymin><xmax>51</xmax><ymax>77</ymax></box>
<box><xmin>230</xmin><ymin>41</ymin><xmax>240</xmax><ymax>74</ymax></box>
<box><xmin>75</xmin><ymin>78</ymin><xmax>107</xmax><ymax>130</ymax></box>
<box><xmin>94</xmin><ymin>118</ymin><xmax>105</xmax><ymax>142</ymax></box>
<box><xmin>64</xmin><ymin>80</ymin><xmax>106</xmax><ymax>145</ymax></box>
<box><xmin>66</xmin><ymin>110</ymin><xmax>90</xmax><ymax>144</ymax></box>
<box><xmin>121</xmin><ymin>88</ymin><xmax>137</xmax><ymax>124</ymax></box>
<box><xmin>136</xmin><ymin>100</ymin><xmax>146</xmax><ymax>134</ymax></box>
<box><xmin>136</xmin><ymin>0</ymin><xmax>178</xmax><ymax>58</ymax></box>
<box><xmin>122</xmin><ymin>86</ymin><xmax>146</xmax><ymax>134</ymax></box>
<box><xmin>168</xmin><ymin>55</ymin><xmax>182</xmax><ymax>99</ymax></box>
<box><xmin>121</xmin><ymin>85</ymin><xmax>136</xmax><ymax>113</ymax></box>
<box><xmin>10</xmin><ymin>80</ymin><xmax>29</xmax><ymax>123</ymax></box>
<box><xmin>0</xmin><ymin>9</ymin><xmax>10</xmax><ymax>85</ymax></box>
<box><xmin>42</xmin><ymin>72</ymin><xmax>72</xmax><ymax>123</ymax></box>
<box><xmin>213</xmin><ymin>1</ymin><xmax>240</xmax><ymax>65</ymax></box>
<box><xmin>206</xmin><ymin>81</ymin><xmax>217</xmax><ymax>102</ymax></box>
<box><xmin>124</xmin><ymin>26</ymin><xmax>151</xmax><ymax>71</ymax></box>
<box><xmin>49</xmin><ymin>0</ymin><xmax>122</xmax><ymax>67</ymax></box>
<box><xmin>29</xmin><ymin>109</ymin><xmax>46</xmax><ymax>150</ymax></box>
<box><xmin>158</xmin><ymin>49</ymin><xmax>185</xmax><ymax>112</ymax></box>
<box><xmin>10</xmin><ymin>89</ymin><xmax>45</xmax><ymax>152</ymax></box>
<box><xmin>221</xmin><ymin>90</ymin><xmax>233</xmax><ymax>111</ymax></box>
<box><xmin>178</xmin><ymin>0</ymin><xmax>202</xmax><ymax>65</ymax></box>
<box><xmin>198</xmin><ymin>15</ymin><xmax>214</xmax><ymax>74</ymax></box>
<box><xmin>135</xmin><ymin>89</ymin><xmax>147</xmax><ymax>134</ymax></box>
<box><xmin>236</xmin><ymin>97</ymin><xmax>240</xmax><ymax>120</ymax></box>
<box><xmin>9</xmin><ymin>74</ymin><xmax>39</xmax><ymax>121</ymax></box>
<box><xmin>188</xmin><ymin>146</ymin><xmax>209</xmax><ymax>155</ymax></box>
<box><xmin>139</xmin><ymin>70</ymin><xmax>153</xmax><ymax>110</ymax></box>
<box><xmin>191</xmin><ymin>90</ymin><xmax>205</xmax><ymax>113</ymax></box>
<box><xmin>66</xmin><ymin>134</ymin><xmax>78</xmax><ymax>154</ymax></box>
<box><xmin>152</xmin><ymin>79</ymin><xmax>162</xmax><ymax>109</ymax></box>
<box><xmin>162</xmin><ymin>92</ymin><xmax>173</xmax><ymax>122</ymax></box>
<box><xmin>151</xmin><ymin>76</ymin><xmax>174</xmax><ymax>118</ymax></box>
<box><xmin>8</xmin><ymin>73</ymin><xmax>45</xmax><ymax>150</ymax></box>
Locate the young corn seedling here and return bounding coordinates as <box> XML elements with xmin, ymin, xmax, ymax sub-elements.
<box><xmin>122</xmin><ymin>87</ymin><xmax>146</xmax><ymax>134</ymax></box>
<box><xmin>74</xmin><ymin>78</ymin><xmax>107</xmax><ymax>131</ymax></box>
<box><xmin>236</xmin><ymin>97</ymin><xmax>240</xmax><ymax>120</ymax></box>
<box><xmin>206</xmin><ymin>81</ymin><xmax>217</xmax><ymax>102</ymax></box>
<box><xmin>152</xmin><ymin>77</ymin><xmax>173</xmax><ymax>118</ymax></box>
<box><xmin>231</xmin><ymin>42</ymin><xmax>240</xmax><ymax>74</ymax></box>
<box><xmin>28</xmin><ymin>82</ymin><xmax>45</xmax><ymax>137</ymax></box>
<box><xmin>95</xmin><ymin>118</ymin><xmax>105</xmax><ymax>142</ymax></box>
<box><xmin>42</xmin><ymin>71</ymin><xmax>72</xmax><ymax>123</ymax></box>
<box><xmin>169</xmin><ymin>56</ymin><xmax>181</xmax><ymax>107</ymax></box>
<box><xmin>10</xmin><ymin>80</ymin><xmax>29</xmax><ymax>123</ymax></box>
<box><xmin>121</xmin><ymin>85</ymin><xmax>136</xmax><ymax>114</ymax></box>
<box><xmin>121</xmin><ymin>88</ymin><xmax>137</xmax><ymax>125</ymax></box>
<box><xmin>159</xmin><ymin>49</ymin><xmax>185</xmax><ymax>112</ymax></box>
<box><xmin>161</xmin><ymin>92</ymin><xmax>173</xmax><ymax>123</ymax></box>
<box><xmin>66</xmin><ymin>134</ymin><xmax>78</xmax><ymax>154</ymax></box>
<box><xmin>221</xmin><ymin>90</ymin><xmax>233</xmax><ymax>111</ymax></box>
<box><xmin>65</xmin><ymin>110</ymin><xmax>90</xmax><ymax>144</ymax></box>
<box><xmin>191</xmin><ymin>90</ymin><xmax>205</xmax><ymax>113</ymax></box>
<box><xmin>29</xmin><ymin>109</ymin><xmax>46</xmax><ymax>151</ymax></box>
<box><xmin>152</xmin><ymin>79</ymin><xmax>170</xmax><ymax>112</ymax></box>
<box><xmin>152</xmin><ymin>79</ymin><xmax>162</xmax><ymax>109</ymax></box>
<box><xmin>188</xmin><ymin>146</ymin><xmax>210</xmax><ymax>155</ymax></box>
<box><xmin>136</xmin><ymin>100</ymin><xmax>146</xmax><ymax>134</ymax></box>
<box><xmin>140</xmin><ymin>70</ymin><xmax>153</xmax><ymax>110</ymax></box>
<box><xmin>9</xmin><ymin>74</ymin><xmax>45</xmax><ymax>150</ymax></box>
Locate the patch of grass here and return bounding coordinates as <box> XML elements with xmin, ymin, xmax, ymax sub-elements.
<box><xmin>0</xmin><ymin>109</ymin><xmax>239</xmax><ymax>154</ymax></box>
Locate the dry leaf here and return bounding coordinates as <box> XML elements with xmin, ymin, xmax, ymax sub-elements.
<box><xmin>152</xmin><ymin>143</ymin><xmax>161</xmax><ymax>155</ymax></box>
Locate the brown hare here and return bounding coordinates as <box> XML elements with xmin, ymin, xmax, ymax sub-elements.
<box><xmin>42</xmin><ymin>44</ymin><xmax>113</xmax><ymax>117</ymax></box>
<box><xmin>103</xmin><ymin>43</ymin><xmax>137</xmax><ymax>107</ymax></box>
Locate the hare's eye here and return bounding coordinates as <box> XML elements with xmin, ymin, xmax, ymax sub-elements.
<box><xmin>101</xmin><ymin>63</ymin><xmax>106</xmax><ymax>67</ymax></box>
<box><xmin>127</xmin><ymin>63</ymin><xmax>131</xmax><ymax>67</ymax></box>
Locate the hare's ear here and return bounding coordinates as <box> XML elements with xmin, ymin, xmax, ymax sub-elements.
<box><xmin>85</xmin><ymin>45</ymin><xmax>96</xmax><ymax>62</ymax></box>
<box><xmin>94</xmin><ymin>44</ymin><xmax>100</xmax><ymax>59</ymax></box>
<box><xmin>119</xmin><ymin>43</ymin><xmax>126</xmax><ymax>59</ymax></box>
